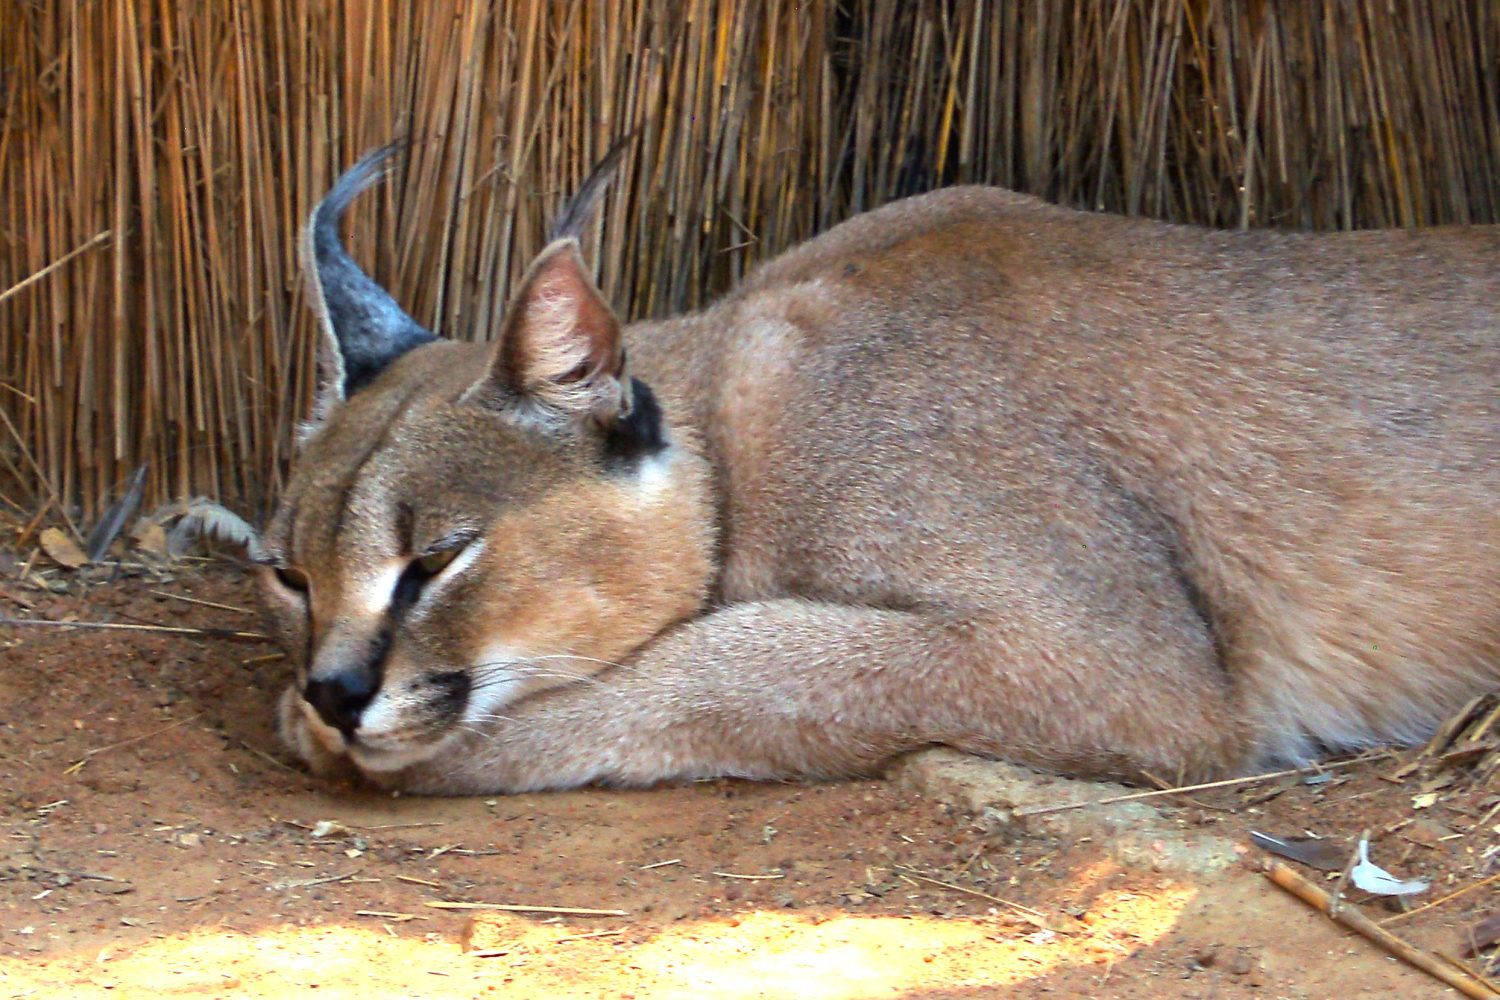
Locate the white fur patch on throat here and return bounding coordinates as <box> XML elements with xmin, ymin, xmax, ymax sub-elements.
<box><xmin>632</xmin><ymin>450</ymin><xmax>675</xmax><ymax>501</ymax></box>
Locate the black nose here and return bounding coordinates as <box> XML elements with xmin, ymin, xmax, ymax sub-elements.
<box><xmin>304</xmin><ymin>668</ymin><xmax>378</xmax><ymax>738</ymax></box>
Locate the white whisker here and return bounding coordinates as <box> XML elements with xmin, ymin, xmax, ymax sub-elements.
<box><xmin>525</xmin><ymin>652</ymin><xmax>639</xmax><ymax>673</ymax></box>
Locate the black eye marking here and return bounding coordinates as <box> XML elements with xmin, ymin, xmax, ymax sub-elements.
<box><xmin>274</xmin><ymin>566</ymin><xmax>310</xmax><ymax>593</ymax></box>
<box><xmin>391</xmin><ymin>540</ymin><xmax>471</xmax><ymax>613</ymax></box>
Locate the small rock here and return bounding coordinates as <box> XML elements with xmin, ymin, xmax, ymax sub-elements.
<box><xmin>1405</xmin><ymin>819</ymin><xmax>1454</xmax><ymax>845</ymax></box>
<box><xmin>1226</xmin><ymin>947</ymin><xmax>1258</xmax><ymax>975</ymax></box>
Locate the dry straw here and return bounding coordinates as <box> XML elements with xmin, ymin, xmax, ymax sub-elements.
<box><xmin>2</xmin><ymin>2</ymin><xmax>1498</xmax><ymax>521</ymax></box>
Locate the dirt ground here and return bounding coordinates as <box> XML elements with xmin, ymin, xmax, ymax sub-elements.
<box><xmin>2</xmin><ymin>558</ymin><xmax>1497</xmax><ymax>999</ymax></box>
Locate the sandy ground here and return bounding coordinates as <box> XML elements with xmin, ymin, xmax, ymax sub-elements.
<box><xmin>2</xmin><ymin>559</ymin><xmax>1496</xmax><ymax>999</ymax></box>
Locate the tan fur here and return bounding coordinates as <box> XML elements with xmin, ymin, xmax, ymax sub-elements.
<box><xmin>262</xmin><ymin>180</ymin><xmax>1499</xmax><ymax>794</ymax></box>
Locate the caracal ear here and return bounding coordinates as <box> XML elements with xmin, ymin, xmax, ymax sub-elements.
<box><xmin>468</xmin><ymin>238</ymin><xmax>630</xmax><ymax>425</ymax></box>
<box><xmin>301</xmin><ymin>142</ymin><xmax>435</xmax><ymax>422</ymax></box>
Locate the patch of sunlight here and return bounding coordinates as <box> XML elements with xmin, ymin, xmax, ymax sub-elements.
<box><xmin>2</xmin><ymin>884</ymin><xmax>1197</xmax><ymax>999</ymax></box>
<box><xmin>620</xmin><ymin>885</ymin><xmax>1198</xmax><ymax>999</ymax></box>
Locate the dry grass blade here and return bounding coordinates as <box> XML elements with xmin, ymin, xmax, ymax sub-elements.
<box><xmin>892</xmin><ymin>865</ymin><xmax>1063</xmax><ymax>932</ymax></box>
<box><xmin>0</xmin><ymin>230</ymin><xmax>113</xmax><ymax>308</ymax></box>
<box><xmin>1014</xmin><ymin>756</ymin><xmax>1369</xmax><ymax>817</ymax></box>
<box><xmin>425</xmin><ymin>901</ymin><xmax>629</xmax><ymax>917</ymax></box>
<box><xmin>1</xmin><ymin>616</ymin><xmax>270</xmax><ymax>641</ymax></box>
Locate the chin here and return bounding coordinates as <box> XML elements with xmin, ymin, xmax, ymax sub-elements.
<box><xmin>347</xmin><ymin>732</ymin><xmax>457</xmax><ymax>774</ymax></box>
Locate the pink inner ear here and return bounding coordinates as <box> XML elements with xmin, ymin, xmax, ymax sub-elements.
<box><xmin>527</xmin><ymin>247</ymin><xmax>620</xmax><ymax>381</ymax></box>
<box><xmin>572</xmin><ymin>285</ymin><xmax>620</xmax><ymax>379</ymax></box>
<box><xmin>491</xmin><ymin>239</ymin><xmax>623</xmax><ymax>403</ymax></box>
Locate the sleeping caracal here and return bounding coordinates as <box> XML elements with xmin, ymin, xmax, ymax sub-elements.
<box><xmin>259</xmin><ymin>143</ymin><xmax>1499</xmax><ymax>794</ymax></box>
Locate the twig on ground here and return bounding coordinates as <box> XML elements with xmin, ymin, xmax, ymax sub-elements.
<box><xmin>148</xmin><ymin>589</ymin><xmax>252</xmax><ymax>614</ymax></box>
<box><xmin>426</xmin><ymin>901</ymin><xmax>629</xmax><ymax>917</ymax></box>
<box><xmin>1439</xmin><ymin>952</ymin><xmax>1500</xmax><ymax>995</ymax></box>
<box><xmin>354</xmin><ymin>910</ymin><xmax>426</xmax><ymax>922</ymax></box>
<box><xmin>1</xmin><ymin>616</ymin><xmax>269</xmax><ymax>641</ymax></box>
<box><xmin>1140</xmin><ymin>769</ymin><xmax>1236</xmax><ymax>812</ymax></box>
<box><xmin>269</xmin><ymin>869</ymin><xmax>364</xmax><ymax>891</ymax></box>
<box><xmin>1263</xmin><ymin>860</ymin><xmax>1499</xmax><ymax>999</ymax></box>
<box><xmin>64</xmin><ymin>713</ymin><xmax>203</xmax><ymax>775</ymax></box>
<box><xmin>553</xmin><ymin>928</ymin><xmax>625</xmax><ymax>944</ymax></box>
<box><xmin>231</xmin><ymin>739</ymin><xmax>298</xmax><ymax>773</ymax></box>
<box><xmin>1380</xmin><ymin>872</ymin><xmax>1500</xmax><ymax>926</ymax></box>
<box><xmin>712</xmin><ymin>871</ymin><xmax>783</xmax><ymax>880</ymax></box>
<box><xmin>396</xmin><ymin>875</ymin><xmax>443</xmax><ymax>888</ymax></box>
<box><xmin>893</xmin><ymin>866</ymin><xmax>1063</xmax><ymax>932</ymax></box>
<box><xmin>1014</xmin><ymin>757</ymin><xmax>1369</xmax><ymax>817</ymax></box>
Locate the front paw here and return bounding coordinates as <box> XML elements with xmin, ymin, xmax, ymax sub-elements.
<box><xmin>276</xmin><ymin>684</ymin><xmax>355</xmax><ymax>778</ymax></box>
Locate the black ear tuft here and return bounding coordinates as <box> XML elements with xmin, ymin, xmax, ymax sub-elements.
<box><xmin>602</xmin><ymin>377</ymin><xmax>666</xmax><ymax>469</ymax></box>
<box><xmin>548</xmin><ymin>130</ymin><xmax>638</xmax><ymax>243</ymax></box>
<box><xmin>304</xmin><ymin>142</ymin><xmax>436</xmax><ymax>401</ymax></box>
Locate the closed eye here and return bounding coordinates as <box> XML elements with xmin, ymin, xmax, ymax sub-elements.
<box><xmin>416</xmin><ymin>546</ymin><xmax>464</xmax><ymax>576</ymax></box>
<box><xmin>273</xmin><ymin>565</ymin><xmax>310</xmax><ymax>594</ymax></box>
<box><xmin>392</xmin><ymin>541</ymin><xmax>473</xmax><ymax>610</ymax></box>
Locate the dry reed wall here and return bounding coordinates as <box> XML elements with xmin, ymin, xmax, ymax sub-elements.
<box><xmin>3</xmin><ymin>1</ymin><xmax>1498</xmax><ymax>522</ymax></box>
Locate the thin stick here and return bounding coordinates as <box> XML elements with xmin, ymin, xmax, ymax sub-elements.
<box><xmin>396</xmin><ymin>875</ymin><xmax>443</xmax><ymax>888</ymax></box>
<box><xmin>894</xmin><ymin>868</ymin><xmax>1054</xmax><ymax>927</ymax></box>
<box><xmin>0</xmin><ymin>616</ymin><xmax>269</xmax><ymax>641</ymax></box>
<box><xmin>1380</xmin><ymin>872</ymin><xmax>1500</xmax><ymax>926</ymax></box>
<box><xmin>553</xmin><ymin>928</ymin><xmax>625</xmax><ymax>944</ymax></box>
<box><xmin>231</xmin><ymin>738</ymin><xmax>298</xmax><ymax>773</ymax></box>
<box><xmin>425</xmin><ymin>901</ymin><xmax>629</xmax><ymax>918</ymax></box>
<box><xmin>0</xmin><ymin>407</ymin><xmax>83</xmax><ymax>543</ymax></box>
<box><xmin>1263</xmin><ymin>861</ymin><xmax>1499</xmax><ymax>999</ymax></box>
<box><xmin>270</xmin><ymin>870</ymin><xmax>365</xmax><ymax>891</ymax></box>
<box><xmin>0</xmin><ymin>229</ymin><xmax>113</xmax><ymax>307</ymax></box>
<box><xmin>712</xmin><ymin>871</ymin><xmax>784</xmax><ymax>880</ymax></box>
<box><xmin>65</xmin><ymin>713</ymin><xmax>203</xmax><ymax>775</ymax></box>
<box><xmin>1013</xmin><ymin>758</ymin><xmax>1367</xmax><ymax>817</ymax></box>
<box><xmin>148</xmin><ymin>589</ymin><xmax>253</xmax><ymax>614</ymax></box>
<box><xmin>1440</xmin><ymin>952</ymin><xmax>1500</xmax><ymax>996</ymax></box>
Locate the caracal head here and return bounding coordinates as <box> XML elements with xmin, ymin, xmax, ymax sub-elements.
<box><xmin>260</xmin><ymin>145</ymin><xmax>713</xmax><ymax>777</ymax></box>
